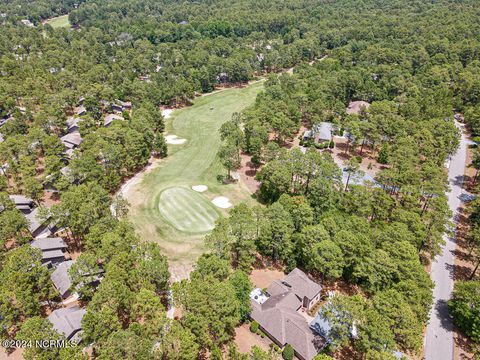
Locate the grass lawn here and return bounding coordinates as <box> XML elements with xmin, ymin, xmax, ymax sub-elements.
<box><xmin>45</xmin><ymin>15</ymin><xmax>70</xmax><ymax>29</ymax></box>
<box><xmin>124</xmin><ymin>81</ymin><xmax>264</xmax><ymax>277</ymax></box>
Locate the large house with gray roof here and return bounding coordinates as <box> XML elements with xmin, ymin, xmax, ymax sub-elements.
<box><xmin>250</xmin><ymin>268</ymin><xmax>326</xmax><ymax>360</ymax></box>
<box><xmin>48</xmin><ymin>306</ymin><xmax>86</xmax><ymax>341</ymax></box>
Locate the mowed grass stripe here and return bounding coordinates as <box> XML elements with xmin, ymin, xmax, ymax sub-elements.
<box><xmin>158</xmin><ymin>187</ymin><xmax>219</xmax><ymax>233</ymax></box>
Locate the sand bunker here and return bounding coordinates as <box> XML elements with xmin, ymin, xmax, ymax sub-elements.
<box><xmin>211</xmin><ymin>196</ymin><xmax>232</xmax><ymax>209</ymax></box>
<box><xmin>192</xmin><ymin>185</ymin><xmax>208</xmax><ymax>192</ymax></box>
<box><xmin>161</xmin><ymin>109</ymin><xmax>174</xmax><ymax>119</ymax></box>
<box><xmin>165</xmin><ymin>135</ymin><xmax>186</xmax><ymax>145</ymax></box>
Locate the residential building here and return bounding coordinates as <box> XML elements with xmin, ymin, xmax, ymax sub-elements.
<box><xmin>9</xmin><ymin>194</ymin><xmax>34</xmax><ymax>214</ymax></box>
<box><xmin>48</xmin><ymin>307</ymin><xmax>86</xmax><ymax>341</ymax></box>
<box><xmin>250</xmin><ymin>268</ymin><xmax>325</xmax><ymax>360</ymax></box>
<box><xmin>60</xmin><ymin>131</ymin><xmax>83</xmax><ymax>149</ymax></box>
<box><xmin>24</xmin><ymin>208</ymin><xmax>56</xmax><ymax>238</ymax></box>
<box><xmin>30</xmin><ymin>237</ymin><xmax>67</xmax><ymax>265</ymax></box>
<box><xmin>51</xmin><ymin>260</ymin><xmax>74</xmax><ymax>298</ymax></box>
<box><xmin>104</xmin><ymin>113</ymin><xmax>124</xmax><ymax>127</ymax></box>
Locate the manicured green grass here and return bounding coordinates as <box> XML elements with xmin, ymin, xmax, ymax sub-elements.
<box><xmin>157</xmin><ymin>187</ymin><xmax>220</xmax><ymax>233</ymax></box>
<box><xmin>125</xmin><ymin>81</ymin><xmax>264</xmax><ymax>270</ymax></box>
<box><xmin>45</xmin><ymin>15</ymin><xmax>70</xmax><ymax>29</ymax></box>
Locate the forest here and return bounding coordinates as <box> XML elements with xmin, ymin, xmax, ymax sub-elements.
<box><xmin>0</xmin><ymin>0</ymin><xmax>480</xmax><ymax>359</ymax></box>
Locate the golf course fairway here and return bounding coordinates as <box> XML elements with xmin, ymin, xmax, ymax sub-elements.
<box><xmin>123</xmin><ymin>81</ymin><xmax>264</xmax><ymax>279</ymax></box>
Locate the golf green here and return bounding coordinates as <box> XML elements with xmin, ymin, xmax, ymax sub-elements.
<box><xmin>158</xmin><ymin>187</ymin><xmax>219</xmax><ymax>233</ymax></box>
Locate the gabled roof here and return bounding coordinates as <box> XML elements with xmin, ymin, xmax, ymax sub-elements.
<box><xmin>66</xmin><ymin>117</ymin><xmax>82</xmax><ymax>132</ymax></box>
<box><xmin>104</xmin><ymin>113</ymin><xmax>124</xmax><ymax>127</ymax></box>
<box><xmin>24</xmin><ymin>208</ymin><xmax>45</xmax><ymax>234</ymax></box>
<box><xmin>250</xmin><ymin>268</ymin><xmax>325</xmax><ymax>360</ymax></box>
<box><xmin>60</xmin><ymin>132</ymin><xmax>83</xmax><ymax>148</ymax></box>
<box><xmin>9</xmin><ymin>194</ymin><xmax>33</xmax><ymax>206</ymax></box>
<box><xmin>31</xmin><ymin>237</ymin><xmax>67</xmax><ymax>251</ymax></box>
<box><xmin>40</xmin><ymin>249</ymin><xmax>65</xmax><ymax>262</ymax></box>
<box><xmin>48</xmin><ymin>306</ymin><xmax>86</xmax><ymax>340</ymax></box>
<box><xmin>51</xmin><ymin>261</ymin><xmax>73</xmax><ymax>297</ymax></box>
<box><xmin>284</xmin><ymin>268</ymin><xmax>322</xmax><ymax>300</ymax></box>
<box><xmin>313</xmin><ymin>122</ymin><xmax>333</xmax><ymax>142</ymax></box>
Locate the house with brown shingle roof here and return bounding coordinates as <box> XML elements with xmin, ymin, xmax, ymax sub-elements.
<box><xmin>250</xmin><ymin>268</ymin><xmax>326</xmax><ymax>360</ymax></box>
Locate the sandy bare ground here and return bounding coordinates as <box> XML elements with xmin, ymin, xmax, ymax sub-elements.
<box><xmin>115</xmin><ymin>156</ymin><xmax>162</xmax><ymax>207</ymax></box>
<box><xmin>234</xmin><ymin>323</ymin><xmax>272</xmax><ymax>354</ymax></box>
<box><xmin>249</xmin><ymin>268</ymin><xmax>285</xmax><ymax>289</ymax></box>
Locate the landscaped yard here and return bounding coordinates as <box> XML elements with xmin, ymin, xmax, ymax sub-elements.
<box><xmin>123</xmin><ymin>81</ymin><xmax>264</xmax><ymax>280</ymax></box>
<box><xmin>44</xmin><ymin>14</ymin><xmax>70</xmax><ymax>29</ymax></box>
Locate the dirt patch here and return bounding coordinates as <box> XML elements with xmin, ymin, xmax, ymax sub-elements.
<box><xmin>238</xmin><ymin>153</ymin><xmax>261</xmax><ymax>193</ymax></box>
<box><xmin>0</xmin><ymin>348</ymin><xmax>24</xmax><ymax>360</ymax></box>
<box><xmin>249</xmin><ymin>268</ymin><xmax>285</xmax><ymax>289</ymax></box>
<box><xmin>234</xmin><ymin>323</ymin><xmax>272</xmax><ymax>354</ymax></box>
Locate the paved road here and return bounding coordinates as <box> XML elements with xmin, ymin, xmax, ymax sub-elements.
<box><xmin>425</xmin><ymin>122</ymin><xmax>467</xmax><ymax>360</ymax></box>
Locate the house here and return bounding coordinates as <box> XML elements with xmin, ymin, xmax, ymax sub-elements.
<box><xmin>112</xmin><ymin>100</ymin><xmax>132</xmax><ymax>113</ymax></box>
<box><xmin>314</xmin><ymin>122</ymin><xmax>333</xmax><ymax>143</ymax></box>
<box><xmin>303</xmin><ymin>122</ymin><xmax>334</xmax><ymax>143</ymax></box>
<box><xmin>48</xmin><ymin>307</ymin><xmax>86</xmax><ymax>341</ymax></box>
<box><xmin>104</xmin><ymin>113</ymin><xmax>124</xmax><ymax>127</ymax></box>
<box><xmin>60</xmin><ymin>131</ymin><xmax>83</xmax><ymax>149</ymax></box>
<box><xmin>30</xmin><ymin>237</ymin><xmax>67</xmax><ymax>265</ymax></box>
<box><xmin>20</xmin><ymin>19</ymin><xmax>34</xmax><ymax>27</ymax></box>
<box><xmin>51</xmin><ymin>260</ymin><xmax>103</xmax><ymax>299</ymax></box>
<box><xmin>66</xmin><ymin>117</ymin><xmax>82</xmax><ymax>133</ymax></box>
<box><xmin>250</xmin><ymin>268</ymin><xmax>325</xmax><ymax>360</ymax></box>
<box><xmin>9</xmin><ymin>195</ymin><xmax>34</xmax><ymax>214</ymax></box>
<box><xmin>51</xmin><ymin>260</ymin><xmax>74</xmax><ymax>298</ymax></box>
<box><xmin>24</xmin><ymin>208</ymin><xmax>57</xmax><ymax>238</ymax></box>
<box><xmin>74</xmin><ymin>105</ymin><xmax>86</xmax><ymax>116</ymax></box>
<box><xmin>346</xmin><ymin>101</ymin><xmax>370</xmax><ymax>115</ymax></box>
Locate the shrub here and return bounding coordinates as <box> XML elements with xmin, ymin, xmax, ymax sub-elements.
<box><xmin>250</xmin><ymin>321</ymin><xmax>259</xmax><ymax>333</ymax></box>
<box><xmin>329</xmin><ymin>140</ymin><xmax>334</xmax><ymax>149</ymax></box>
<box><xmin>260</xmin><ymin>332</ymin><xmax>265</xmax><ymax>338</ymax></box>
<box><xmin>282</xmin><ymin>344</ymin><xmax>294</xmax><ymax>360</ymax></box>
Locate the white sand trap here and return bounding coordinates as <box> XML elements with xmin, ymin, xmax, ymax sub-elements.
<box><xmin>192</xmin><ymin>185</ymin><xmax>208</xmax><ymax>192</ymax></box>
<box><xmin>212</xmin><ymin>196</ymin><xmax>232</xmax><ymax>209</ymax></box>
<box><xmin>165</xmin><ymin>135</ymin><xmax>186</xmax><ymax>145</ymax></box>
<box><xmin>161</xmin><ymin>109</ymin><xmax>174</xmax><ymax>119</ymax></box>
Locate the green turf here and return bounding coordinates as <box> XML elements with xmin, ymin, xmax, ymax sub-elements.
<box><xmin>45</xmin><ymin>15</ymin><xmax>70</xmax><ymax>29</ymax></box>
<box><xmin>126</xmin><ymin>81</ymin><xmax>264</xmax><ymax>266</ymax></box>
<box><xmin>157</xmin><ymin>187</ymin><xmax>220</xmax><ymax>233</ymax></box>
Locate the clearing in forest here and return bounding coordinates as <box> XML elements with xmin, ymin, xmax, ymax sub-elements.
<box><xmin>123</xmin><ymin>81</ymin><xmax>264</xmax><ymax>278</ymax></box>
<box><xmin>44</xmin><ymin>15</ymin><xmax>70</xmax><ymax>29</ymax></box>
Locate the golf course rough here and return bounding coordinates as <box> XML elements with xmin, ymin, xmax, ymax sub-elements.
<box><xmin>158</xmin><ymin>187</ymin><xmax>219</xmax><ymax>233</ymax></box>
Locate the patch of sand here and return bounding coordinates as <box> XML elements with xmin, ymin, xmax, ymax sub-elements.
<box><xmin>234</xmin><ymin>323</ymin><xmax>271</xmax><ymax>354</ymax></box>
<box><xmin>161</xmin><ymin>108</ymin><xmax>174</xmax><ymax>119</ymax></box>
<box><xmin>192</xmin><ymin>185</ymin><xmax>208</xmax><ymax>192</ymax></box>
<box><xmin>211</xmin><ymin>196</ymin><xmax>232</xmax><ymax>209</ymax></box>
<box><xmin>249</xmin><ymin>268</ymin><xmax>285</xmax><ymax>289</ymax></box>
<box><xmin>165</xmin><ymin>135</ymin><xmax>186</xmax><ymax>145</ymax></box>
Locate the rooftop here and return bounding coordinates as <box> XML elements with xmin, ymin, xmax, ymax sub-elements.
<box><xmin>250</xmin><ymin>269</ymin><xmax>325</xmax><ymax>360</ymax></box>
<box><xmin>48</xmin><ymin>306</ymin><xmax>86</xmax><ymax>340</ymax></box>
<box><xmin>51</xmin><ymin>260</ymin><xmax>73</xmax><ymax>298</ymax></box>
<box><xmin>31</xmin><ymin>237</ymin><xmax>67</xmax><ymax>251</ymax></box>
